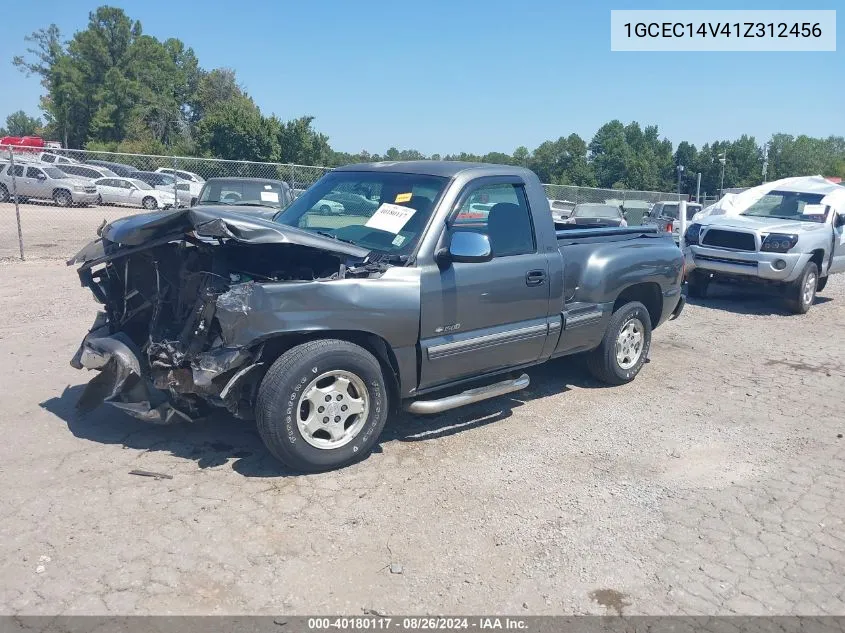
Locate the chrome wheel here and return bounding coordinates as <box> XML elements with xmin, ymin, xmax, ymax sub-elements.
<box><xmin>296</xmin><ymin>370</ymin><xmax>369</xmax><ymax>450</ymax></box>
<box><xmin>803</xmin><ymin>272</ymin><xmax>817</xmax><ymax>307</ymax></box>
<box><xmin>615</xmin><ymin>318</ymin><xmax>644</xmax><ymax>370</ymax></box>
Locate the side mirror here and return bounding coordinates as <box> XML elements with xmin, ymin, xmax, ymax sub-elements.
<box><xmin>836</xmin><ymin>214</ymin><xmax>845</xmax><ymax>228</ymax></box>
<box><xmin>436</xmin><ymin>231</ymin><xmax>493</xmax><ymax>267</ymax></box>
<box><xmin>37</xmin><ymin>174</ymin><xmax>46</xmax><ymax>180</ymax></box>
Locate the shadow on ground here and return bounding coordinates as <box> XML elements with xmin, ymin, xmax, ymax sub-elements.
<box><xmin>40</xmin><ymin>354</ymin><xmax>607</xmax><ymax>478</ymax></box>
<box><xmin>684</xmin><ymin>281</ymin><xmax>832</xmax><ymax>316</ymax></box>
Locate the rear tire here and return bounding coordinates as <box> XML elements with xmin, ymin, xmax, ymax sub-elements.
<box><xmin>586</xmin><ymin>301</ymin><xmax>652</xmax><ymax>385</ymax></box>
<box><xmin>142</xmin><ymin>196</ymin><xmax>158</xmax><ymax>210</ymax></box>
<box><xmin>786</xmin><ymin>262</ymin><xmax>817</xmax><ymax>314</ymax></box>
<box><xmin>256</xmin><ymin>339</ymin><xmax>389</xmax><ymax>472</ymax></box>
<box><xmin>0</xmin><ymin>184</ymin><xmax>9</xmax><ymax>202</ymax></box>
<box><xmin>53</xmin><ymin>189</ymin><xmax>72</xmax><ymax>207</ymax></box>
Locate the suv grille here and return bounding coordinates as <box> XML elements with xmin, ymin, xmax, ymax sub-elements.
<box><xmin>701</xmin><ymin>229</ymin><xmax>756</xmax><ymax>251</ymax></box>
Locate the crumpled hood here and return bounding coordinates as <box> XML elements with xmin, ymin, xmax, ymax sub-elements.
<box><xmin>68</xmin><ymin>206</ymin><xmax>371</xmax><ymax>266</ymax></box>
<box><xmin>699</xmin><ymin>214</ymin><xmax>827</xmax><ymax>235</ymax></box>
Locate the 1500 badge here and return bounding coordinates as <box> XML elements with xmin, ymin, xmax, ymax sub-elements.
<box><xmin>434</xmin><ymin>323</ymin><xmax>461</xmax><ymax>334</ymax></box>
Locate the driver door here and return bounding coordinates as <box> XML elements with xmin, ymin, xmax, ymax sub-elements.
<box><xmin>418</xmin><ymin>178</ymin><xmax>552</xmax><ymax>390</ymax></box>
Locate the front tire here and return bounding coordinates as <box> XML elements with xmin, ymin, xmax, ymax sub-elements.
<box><xmin>142</xmin><ymin>196</ymin><xmax>158</xmax><ymax>210</ymax></box>
<box><xmin>586</xmin><ymin>301</ymin><xmax>652</xmax><ymax>385</ymax></box>
<box><xmin>319</xmin><ymin>204</ymin><xmax>332</xmax><ymax>215</ymax></box>
<box><xmin>53</xmin><ymin>189</ymin><xmax>72</xmax><ymax>207</ymax></box>
<box><xmin>256</xmin><ymin>339</ymin><xmax>389</xmax><ymax>472</ymax></box>
<box><xmin>786</xmin><ymin>262</ymin><xmax>818</xmax><ymax>314</ymax></box>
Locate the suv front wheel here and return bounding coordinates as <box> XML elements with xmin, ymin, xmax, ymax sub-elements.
<box><xmin>53</xmin><ymin>189</ymin><xmax>72</xmax><ymax>207</ymax></box>
<box><xmin>786</xmin><ymin>261</ymin><xmax>818</xmax><ymax>314</ymax></box>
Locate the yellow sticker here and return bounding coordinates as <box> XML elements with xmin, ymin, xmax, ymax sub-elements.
<box><xmin>394</xmin><ymin>192</ymin><xmax>413</xmax><ymax>203</ymax></box>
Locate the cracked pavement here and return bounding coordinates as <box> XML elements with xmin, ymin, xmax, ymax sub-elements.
<box><xmin>0</xmin><ymin>258</ymin><xmax>842</xmax><ymax>615</ymax></box>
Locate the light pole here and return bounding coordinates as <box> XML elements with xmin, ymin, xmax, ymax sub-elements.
<box><xmin>718</xmin><ymin>152</ymin><xmax>727</xmax><ymax>198</ymax></box>
<box><xmin>676</xmin><ymin>164</ymin><xmax>685</xmax><ymax>195</ymax></box>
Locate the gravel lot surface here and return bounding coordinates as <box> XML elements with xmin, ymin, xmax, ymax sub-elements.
<box><xmin>0</xmin><ymin>202</ymin><xmax>842</xmax><ymax>616</ymax></box>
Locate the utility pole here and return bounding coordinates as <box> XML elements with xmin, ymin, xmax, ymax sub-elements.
<box><xmin>677</xmin><ymin>164</ymin><xmax>685</xmax><ymax>196</ymax></box>
<box><xmin>718</xmin><ymin>152</ymin><xmax>727</xmax><ymax>198</ymax></box>
<box><xmin>761</xmin><ymin>142</ymin><xmax>769</xmax><ymax>184</ymax></box>
<box><xmin>695</xmin><ymin>172</ymin><xmax>701</xmax><ymax>203</ymax></box>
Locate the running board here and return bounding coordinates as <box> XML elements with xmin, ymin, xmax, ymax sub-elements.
<box><xmin>404</xmin><ymin>374</ymin><xmax>530</xmax><ymax>415</ymax></box>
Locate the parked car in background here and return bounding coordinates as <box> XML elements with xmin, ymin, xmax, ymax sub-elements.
<box><xmin>549</xmin><ymin>199</ymin><xmax>576</xmax><ymax>221</ymax></box>
<box><xmin>37</xmin><ymin>151</ymin><xmax>79</xmax><ymax>165</ymax></box>
<box><xmin>685</xmin><ymin>185</ymin><xmax>845</xmax><ymax>313</ymax></box>
<box><xmin>324</xmin><ymin>191</ymin><xmax>380</xmax><ymax>215</ymax></box>
<box><xmin>93</xmin><ymin>177</ymin><xmax>176</xmax><ymax>210</ymax></box>
<box><xmin>0</xmin><ymin>163</ymin><xmax>98</xmax><ymax>206</ymax></box>
<box><xmin>86</xmin><ymin>160</ymin><xmax>140</xmax><ymax>178</ymax></box>
<box><xmin>564</xmin><ymin>203</ymin><xmax>628</xmax><ymax>227</ymax></box>
<box><xmin>133</xmin><ymin>171</ymin><xmax>193</xmax><ymax>207</ymax></box>
<box><xmin>69</xmin><ymin>160</ymin><xmax>684</xmax><ymax>472</ymax></box>
<box><xmin>155</xmin><ymin>167</ymin><xmax>205</xmax><ymax>202</ymax></box>
<box><xmin>196</xmin><ymin>177</ymin><xmax>293</xmax><ymax>219</ymax></box>
<box><xmin>646</xmin><ymin>201</ymin><xmax>702</xmax><ymax>244</ymax></box>
<box><xmin>56</xmin><ymin>164</ymin><xmax>119</xmax><ymax>181</ymax></box>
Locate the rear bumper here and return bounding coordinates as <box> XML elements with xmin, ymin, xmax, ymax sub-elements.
<box><xmin>685</xmin><ymin>246</ymin><xmax>809</xmax><ymax>283</ymax></box>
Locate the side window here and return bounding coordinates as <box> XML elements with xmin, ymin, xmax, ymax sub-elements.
<box><xmin>11</xmin><ymin>165</ymin><xmax>24</xmax><ymax>177</ymax></box>
<box><xmin>451</xmin><ymin>183</ymin><xmax>536</xmax><ymax>257</ymax></box>
<box><xmin>42</xmin><ymin>154</ymin><xmax>55</xmax><ymax>163</ymax></box>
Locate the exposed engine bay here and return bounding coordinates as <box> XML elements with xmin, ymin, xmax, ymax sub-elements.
<box><xmin>68</xmin><ymin>208</ymin><xmax>391</xmax><ymax>424</ymax></box>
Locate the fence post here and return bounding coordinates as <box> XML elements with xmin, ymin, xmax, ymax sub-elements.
<box><xmin>8</xmin><ymin>150</ymin><xmax>25</xmax><ymax>260</ymax></box>
<box><xmin>172</xmin><ymin>155</ymin><xmax>179</xmax><ymax>208</ymax></box>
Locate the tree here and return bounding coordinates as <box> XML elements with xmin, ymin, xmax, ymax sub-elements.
<box><xmin>195</xmin><ymin>95</ymin><xmax>278</xmax><ymax>161</ymax></box>
<box><xmin>4</xmin><ymin>111</ymin><xmax>43</xmax><ymax>136</ymax></box>
<box><xmin>589</xmin><ymin>121</ymin><xmax>630</xmax><ymax>188</ymax></box>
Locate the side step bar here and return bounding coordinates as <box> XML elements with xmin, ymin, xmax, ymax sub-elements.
<box><xmin>404</xmin><ymin>374</ymin><xmax>530</xmax><ymax>415</ymax></box>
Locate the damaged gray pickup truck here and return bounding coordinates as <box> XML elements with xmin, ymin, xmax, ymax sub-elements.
<box><xmin>69</xmin><ymin>161</ymin><xmax>685</xmax><ymax>472</ymax></box>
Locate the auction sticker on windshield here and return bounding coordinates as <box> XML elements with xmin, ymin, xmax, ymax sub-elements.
<box><xmin>365</xmin><ymin>203</ymin><xmax>416</xmax><ymax>234</ymax></box>
<box><xmin>802</xmin><ymin>204</ymin><xmax>826</xmax><ymax>215</ymax></box>
<box><xmin>260</xmin><ymin>191</ymin><xmax>279</xmax><ymax>202</ymax></box>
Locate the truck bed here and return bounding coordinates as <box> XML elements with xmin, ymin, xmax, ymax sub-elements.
<box><xmin>555</xmin><ymin>223</ymin><xmax>662</xmax><ymax>244</ymax></box>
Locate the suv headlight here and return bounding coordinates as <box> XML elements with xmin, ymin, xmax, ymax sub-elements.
<box><xmin>761</xmin><ymin>233</ymin><xmax>798</xmax><ymax>253</ymax></box>
<box><xmin>72</xmin><ymin>184</ymin><xmax>84</xmax><ymax>192</ymax></box>
<box><xmin>684</xmin><ymin>223</ymin><xmax>702</xmax><ymax>245</ymax></box>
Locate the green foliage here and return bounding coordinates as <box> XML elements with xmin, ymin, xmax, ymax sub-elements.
<box><xmin>4</xmin><ymin>110</ymin><xmax>43</xmax><ymax>136</ymax></box>
<box><xmin>10</xmin><ymin>4</ymin><xmax>845</xmax><ymax>192</ymax></box>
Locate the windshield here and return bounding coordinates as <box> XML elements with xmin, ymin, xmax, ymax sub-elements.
<box><xmin>131</xmin><ymin>180</ymin><xmax>153</xmax><ymax>190</ymax></box>
<box><xmin>274</xmin><ymin>171</ymin><xmax>449</xmax><ymax>254</ymax></box>
<box><xmin>573</xmin><ymin>204</ymin><xmax>621</xmax><ymax>219</ymax></box>
<box><xmin>199</xmin><ymin>180</ymin><xmax>287</xmax><ymax>209</ymax></box>
<box><xmin>44</xmin><ymin>167</ymin><xmax>67</xmax><ymax>179</ymax></box>
<box><xmin>741</xmin><ymin>191</ymin><xmax>829</xmax><ymax>223</ymax></box>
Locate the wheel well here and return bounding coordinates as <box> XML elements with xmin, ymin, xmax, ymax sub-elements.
<box><xmin>254</xmin><ymin>331</ymin><xmax>402</xmax><ymax>408</ymax></box>
<box><xmin>613</xmin><ymin>282</ymin><xmax>662</xmax><ymax>328</ymax></box>
<box><xmin>809</xmin><ymin>249</ymin><xmax>825</xmax><ymax>273</ymax></box>
<box><xmin>53</xmin><ymin>187</ymin><xmax>70</xmax><ymax>196</ymax></box>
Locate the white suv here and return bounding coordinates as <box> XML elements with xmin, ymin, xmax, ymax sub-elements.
<box><xmin>0</xmin><ymin>163</ymin><xmax>98</xmax><ymax>206</ymax></box>
<box><xmin>155</xmin><ymin>167</ymin><xmax>204</xmax><ymax>202</ymax></box>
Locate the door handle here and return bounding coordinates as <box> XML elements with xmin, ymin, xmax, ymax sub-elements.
<box><xmin>525</xmin><ymin>269</ymin><xmax>546</xmax><ymax>286</ymax></box>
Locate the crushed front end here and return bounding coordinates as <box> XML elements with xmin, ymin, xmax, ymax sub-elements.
<box><xmin>68</xmin><ymin>209</ymin><xmax>378</xmax><ymax>424</ymax></box>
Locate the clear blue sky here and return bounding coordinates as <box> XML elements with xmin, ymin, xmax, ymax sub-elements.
<box><xmin>0</xmin><ymin>0</ymin><xmax>841</xmax><ymax>154</ymax></box>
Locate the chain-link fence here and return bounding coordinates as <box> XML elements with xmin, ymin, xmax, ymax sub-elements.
<box><xmin>1</xmin><ymin>146</ymin><xmax>690</xmax><ymax>261</ymax></box>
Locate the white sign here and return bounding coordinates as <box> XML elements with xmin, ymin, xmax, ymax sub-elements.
<box><xmin>802</xmin><ymin>204</ymin><xmax>826</xmax><ymax>215</ymax></box>
<box><xmin>260</xmin><ymin>191</ymin><xmax>279</xmax><ymax>203</ymax></box>
<box><xmin>364</xmin><ymin>203</ymin><xmax>416</xmax><ymax>234</ymax></box>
